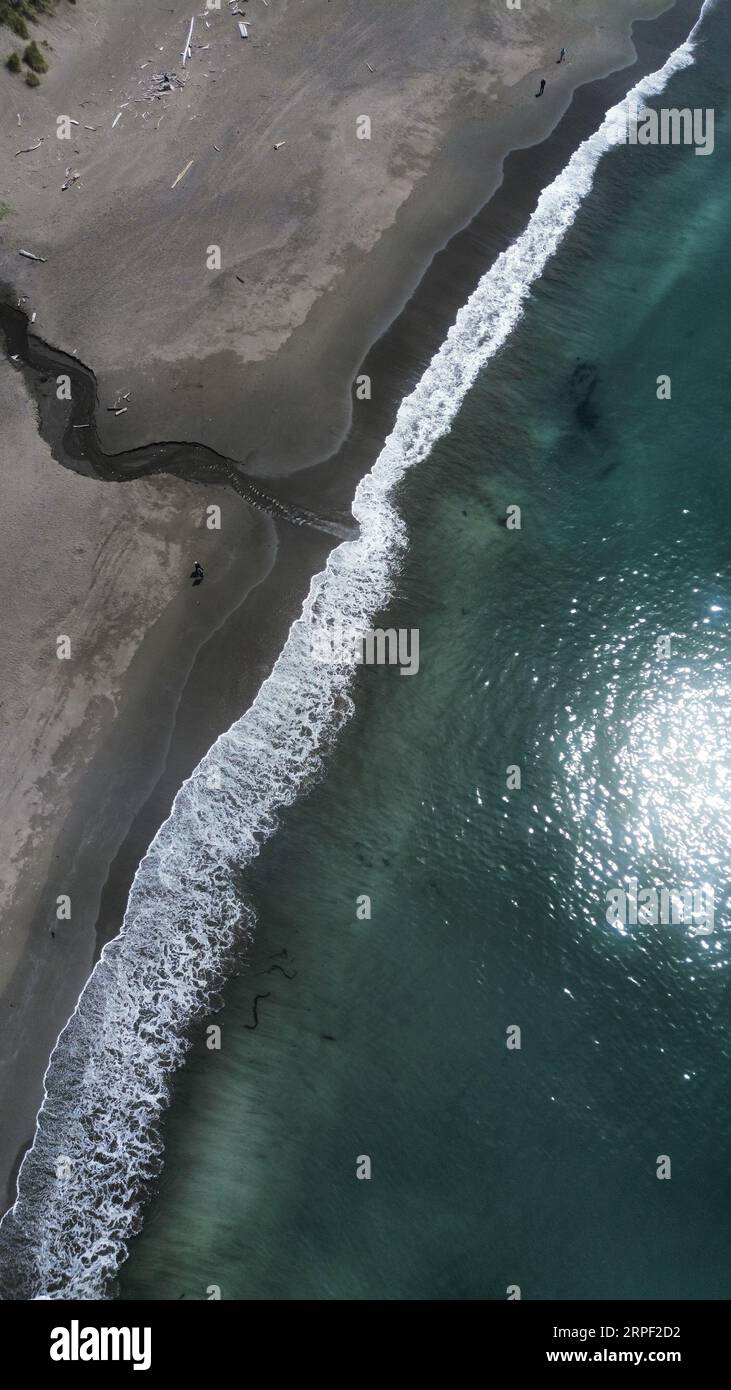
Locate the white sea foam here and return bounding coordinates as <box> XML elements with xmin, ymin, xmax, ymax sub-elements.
<box><xmin>0</xmin><ymin>1</ymin><xmax>713</xmax><ymax>1299</ymax></box>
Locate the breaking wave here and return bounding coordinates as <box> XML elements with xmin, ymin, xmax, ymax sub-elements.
<box><xmin>0</xmin><ymin>0</ymin><xmax>712</xmax><ymax>1299</ymax></box>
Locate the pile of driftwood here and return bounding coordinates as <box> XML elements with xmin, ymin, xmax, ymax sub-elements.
<box><xmin>136</xmin><ymin>70</ymin><xmax>188</xmax><ymax>102</ymax></box>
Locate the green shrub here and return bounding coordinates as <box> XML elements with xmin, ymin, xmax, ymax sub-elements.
<box><xmin>7</xmin><ymin>13</ymin><xmax>30</xmax><ymax>39</ymax></box>
<box><xmin>24</xmin><ymin>67</ymin><xmax>40</xmax><ymax>85</ymax></box>
<box><xmin>6</xmin><ymin>49</ymin><xmax>20</xmax><ymax>71</ymax></box>
<box><xmin>23</xmin><ymin>38</ymin><xmax>47</xmax><ymax>72</ymax></box>
<box><xmin>0</xmin><ymin>2</ymin><xmax>58</xmax><ymax>40</ymax></box>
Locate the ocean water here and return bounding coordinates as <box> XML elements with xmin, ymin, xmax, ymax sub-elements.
<box><xmin>0</xmin><ymin>0</ymin><xmax>725</xmax><ymax>1300</ymax></box>
<box><xmin>116</xmin><ymin>0</ymin><xmax>730</xmax><ymax>1301</ymax></box>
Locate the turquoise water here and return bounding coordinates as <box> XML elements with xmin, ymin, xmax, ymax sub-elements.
<box><xmin>120</xmin><ymin>4</ymin><xmax>731</xmax><ymax>1301</ymax></box>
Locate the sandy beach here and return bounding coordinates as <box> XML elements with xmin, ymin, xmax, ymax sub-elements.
<box><xmin>0</xmin><ymin>0</ymin><xmax>694</xmax><ymax>1221</ymax></box>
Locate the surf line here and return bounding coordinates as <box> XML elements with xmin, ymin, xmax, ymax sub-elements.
<box><xmin>0</xmin><ymin>0</ymin><xmax>716</xmax><ymax>1302</ymax></box>
<box><xmin>0</xmin><ymin>297</ymin><xmax>353</xmax><ymax>542</ymax></box>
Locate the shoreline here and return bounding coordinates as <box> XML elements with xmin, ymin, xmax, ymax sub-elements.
<box><xmin>120</xmin><ymin>0</ymin><xmax>731</xmax><ymax>1300</ymax></box>
<box><xmin>275</xmin><ymin>0</ymin><xmax>703</xmax><ymax>521</ymax></box>
<box><xmin>0</xmin><ymin>0</ymin><xmax>702</xmax><ymax>1231</ymax></box>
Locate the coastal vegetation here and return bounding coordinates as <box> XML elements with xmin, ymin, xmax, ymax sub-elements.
<box><xmin>0</xmin><ymin>0</ymin><xmax>61</xmax><ymax>34</ymax></box>
<box><xmin>1</xmin><ymin>1</ymin><xmax>74</xmax><ymax>82</ymax></box>
<box><xmin>23</xmin><ymin>37</ymin><xmax>47</xmax><ymax>71</ymax></box>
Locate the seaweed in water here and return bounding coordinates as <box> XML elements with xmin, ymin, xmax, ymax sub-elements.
<box><xmin>568</xmin><ymin>359</ymin><xmax>601</xmax><ymax>431</ymax></box>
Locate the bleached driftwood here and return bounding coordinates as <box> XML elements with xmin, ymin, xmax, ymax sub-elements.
<box><xmin>182</xmin><ymin>16</ymin><xmax>195</xmax><ymax>66</ymax></box>
<box><xmin>171</xmin><ymin>158</ymin><xmax>194</xmax><ymax>189</ymax></box>
<box><xmin>138</xmin><ymin>71</ymin><xmax>187</xmax><ymax>100</ymax></box>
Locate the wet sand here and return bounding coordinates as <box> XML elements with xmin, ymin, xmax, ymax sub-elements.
<box><xmin>0</xmin><ymin>0</ymin><xmax>697</xmax><ymax>1218</ymax></box>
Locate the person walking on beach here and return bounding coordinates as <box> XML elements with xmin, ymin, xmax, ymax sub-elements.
<box><xmin>190</xmin><ymin>560</ymin><xmax>205</xmax><ymax>585</ymax></box>
<box><xmin>536</xmin><ymin>78</ymin><xmax>546</xmax><ymax>98</ymax></box>
<box><xmin>557</xmin><ymin>47</ymin><xmax>567</xmax><ymax>64</ymax></box>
